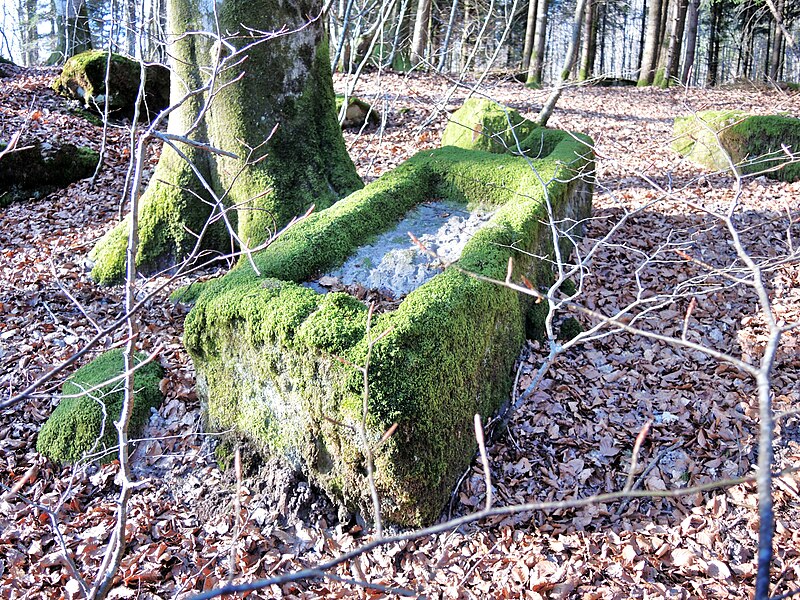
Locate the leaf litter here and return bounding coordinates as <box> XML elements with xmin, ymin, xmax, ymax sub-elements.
<box><xmin>0</xmin><ymin>67</ymin><xmax>798</xmax><ymax>598</ymax></box>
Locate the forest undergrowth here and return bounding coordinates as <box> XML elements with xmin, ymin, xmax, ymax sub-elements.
<box><xmin>1</xmin><ymin>65</ymin><xmax>799</xmax><ymax>599</ymax></box>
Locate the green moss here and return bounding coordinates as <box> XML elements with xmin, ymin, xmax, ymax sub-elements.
<box><xmin>92</xmin><ymin>16</ymin><xmax>362</xmax><ymax>285</ymax></box>
<box><xmin>36</xmin><ymin>350</ymin><xmax>164</xmax><ymax>464</ymax></box>
<box><xmin>653</xmin><ymin>68</ymin><xmax>668</xmax><ymax>88</ymax></box>
<box><xmin>0</xmin><ymin>142</ymin><xmax>98</xmax><ymax>207</ymax></box>
<box><xmin>296</xmin><ymin>293</ymin><xmax>368</xmax><ymax>354</ymax></box>
<box><xmin>185</xmin><ymin>102</ymin><xmax>594</xmax><ymax>526</ymax></box>
<box><xmin>526</xmin><ymin>298</ymin><xmax>550</xmax><ymax>341</ymax></box>
<box><xmin>558</xmin><ymin>317</ymin><xmax>583</xmax><ymax>341</ymax></box>
<box><xmin>90</xmin><ymin>142</ymin><xmax>227</xmax><ymax>284</ymax></box>
<box><xmin>560</xmin><ymin>278</ymin><xmax>577</xmax><ymax>296</ymax></box>
<box><xmin>51</xmin><ymin>50</ymin><xmax>169</xmax><ymax>119</ymax></box>
<box><xmin>335</xmin><ymin>94</ymin><xmax>380</xmax><ymax>129</ymax></box>
<box><xmin>673</xmin><ymin>110</ymin><xmax>800</xmax><ymax>182</ymax></box>
<box><xmin>205</xmin><ymin>24</ymin><xmax>362</xmax><ymax>248</ymax></box>
<box><xmin>442</xmin><ymin>98</ymin><xmax>538</xmax><ymax>154</ymax></box>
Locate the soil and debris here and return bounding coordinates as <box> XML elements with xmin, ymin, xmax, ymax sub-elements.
<box><xmin>0</xmin><ymin>66</ymin><xmax>799</xmax><ymax>599</ymax></box>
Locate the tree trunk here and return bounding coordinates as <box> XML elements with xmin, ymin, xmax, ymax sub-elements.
<box><xmin>637</xmin><ymin>0</ymin><xmax>662</xmax><ymax>85</ymax></box>
<box><xmin>526</xmin><ymin>0</ymin><xmax>548</xmax><ymax>86</ymax></box>
<box><xmin>410</xmin><ymin>0</ymin><xmax>432</xmax><ymax>68</ymax></box>
<box><xmin>667</xmin><ymin>0</ymin><xmax>688</xmax><ymax>80</ymax></box>
<box><xmin>681</xmin><ymin>0</ymin><xmax>698</xmax><ymax>84</ymax></box>
<box><xmin>578</xmin><ymin>0</ymin><xmax>596</xmax><ymax>81</ymax></box>
<box><xmin>768</xmin><ymin>0</ymin><xmax>785</xmax><ymax>80</ymax></box>
<box><xmin>521</xmin><ymin>0</ymin><xmax>537</xmax><ymax>72</ymax></box>
<box><xmin>652</xmin><ymin>0</ymin><xmax>672</xmax><ymax>86</ymax></box>
<box><xmin>597</xmin><ymin>1</ymin><xmax>607</xmax><ymax>75</ymax></box>
<box><xmin>706</xmin><ymin>0</ymin><xmax>723</xmax><ymax>86</ymax></box>
<box><xmin>538</xmin><ymin>0</ymin><xmax>587</xmax><ymax>126</ymax></box>
<box><xmin>655</xmin><ymin>0</ymin><xmax>688</xmax><ymax>86</ymax></box>
<box><xmin>387</xmin><ymin>0</ymin><xmax>412</xmax><ymax>71</ymax></box>
<box><xmin>51</xmin><ymin>0</ymin><xmax>92</xmax><ymax>63</ymax></box>
<box><xmin>437</xmin><ymin>0</ymin><xmax>459</xmax><ymax>72</ymax></box>
<box><xmin>90</xmin><ymin>0</ymin><xmax>363</xmax><ymax>284</ymax></box>
<box><xmin>765</xmin><ymin>0</ymin><xmax>796</xmax><ymax>51</ymax></box>
<box><xmin>126</xmin><ymin>0</ymin><xmax>137</xmax><ymax>55</ymax></box>
<box><xmin>637</xmin><ymin>1</ymin><xmax>647</xmax><ymax>77</ymax></box>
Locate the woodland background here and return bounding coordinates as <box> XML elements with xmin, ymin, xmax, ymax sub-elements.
<box><xmin>0</xmin><ymin>0</ymin><xmax>799</xmax><ymax>599</ymax></box>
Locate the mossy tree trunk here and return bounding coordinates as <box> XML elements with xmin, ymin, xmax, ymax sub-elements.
<box><xmin>90</xmin><ymin>0</ymin><xmax>362</xmax><ymax>284</ymax></box>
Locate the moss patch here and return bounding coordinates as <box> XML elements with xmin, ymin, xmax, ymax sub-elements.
<box><xmin>0</xmin><ymin>141</ymin><xmax>98</xmax><ymax>207</ymax></box>
<box><xmin>185</xmin><ymin>101</ymin><xmax>593</xmax><ymax>526</ymax></box>
<box><xmin>673</xmin><ymin>110</ymin><xmax>800</xmax><ymax>182</ymax></box>
<box><xmin>36</xmin><ymin>350</ymin><xmax>164</xmax><ymax>464</ymax></box>
<box><xmin>52</xmin><ymin>50</ymin><xmax>169</xmax><ymax>120</ymax></box>
<box><xmin>335</xmin><ymin>94</ymin><xmax>380</xmax><ymax>129</ymax></box>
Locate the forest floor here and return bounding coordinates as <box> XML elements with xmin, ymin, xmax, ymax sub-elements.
<box><xmin>1</xmin><ymin>63</ymin><xmax>799</xmax><ymax>599</ymax></box>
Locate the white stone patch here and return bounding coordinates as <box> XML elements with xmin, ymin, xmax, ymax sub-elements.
<box><xmin>311</xmin><ymin>201</ymin><xmax>495</xmax><ymax>298</ymax></box>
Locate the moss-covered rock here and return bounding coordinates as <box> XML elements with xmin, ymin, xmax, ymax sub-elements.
<box><xmin>441</xmin><ymin>98</ymin><xmax>568</xmax><ymax>158</ymax></box>
<box><xmin>673</xmin><ymin>110</ymin><xmax>800</xmax><ymax>182</ymax></box>
<box><xmin>184</xmin><ymin>101</ymin><xmax>593</xmax><ymax>526</ymax></box>
<box><xmin>36</xmin><ymin>350</ymin><xmax>164</xmax><ymax>464</ymax></box>
<box><xmin>52</xmin><ymin>50</ymin><xmax>170</xmax><ymax>120</ymax></box>
<box><xmin>335</xmin><ymin>94</ymin><xmax>380</xmax><ymax>129</ymax></box>
<box><xmin>0</xmin><ymin>141</ymin><xmax>98</xmax><ymax>207</ymax></box>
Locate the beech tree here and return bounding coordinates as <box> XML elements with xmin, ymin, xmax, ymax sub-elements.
<box><xmin>638</xmin><ymin>0</ymin><xmax>662</xmax><ymax>85</ymax></box>
<box><xmin>89</xmin><ymin>0</ymin><xmax>362</xmax><ymax>284</ymax></box>
<box><xmin>526</xmin><ymin>0</ymin><xmax>549</xmax><ymax>86</ymax></box>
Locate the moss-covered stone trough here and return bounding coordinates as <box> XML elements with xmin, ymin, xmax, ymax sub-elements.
<box><xmin>52</xmin><ymin>50</ymin><xmax>170</xmax><ymax>120</ymax></box>
<box><xmin>673</xmin><ymin>110</ymin><xmax>800</xmax><ymax>182</ymax></box>
<box><xmin>36</xmin><ymin>349</ymin><xmax>164</xmax><ymax>464</ymax></box>
<box><xmin>0</xmin><ymin>140</ymin><xmax>98</xmax><ymax>207</ymax></box>
<box><xmin>184</xmin><ymin>100</ymin><xmax>594</xmax><ymax>526</ymax></box>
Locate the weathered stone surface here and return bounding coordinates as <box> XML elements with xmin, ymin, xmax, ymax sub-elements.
<box><xmin>673</xmin><ymin>110</ymin><xmax>800</xmax><ymax>182</ymax></box>
<box><xmin>184</xmin><ymin>100</ymin><xmax>594</xmax><ymax>526</ymax></box>
<box><xmin>36</xmin><ymin>350</ymin><xmax>164</xmax><ymax>464</ymax></box>
<box><xmin>52</xmin><ymin>50</ymin><xmax>169</xmax><ymax>120</ymax></box>
<box><xmin>0</xmin><ymin>140</ymin><xmax>98</xmax><ymax>207</ymax></box>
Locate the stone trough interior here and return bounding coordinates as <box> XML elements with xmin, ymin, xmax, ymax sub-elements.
<box><xmin>308</xmin><ymin>201</ymin><xmax>496</xmax><ymax>299</ymax></box>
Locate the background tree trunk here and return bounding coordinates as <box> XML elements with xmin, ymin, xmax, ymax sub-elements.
<box><xmin>90</xmin><ymin>0</ymin><xmax>362</xmax><ymax>284</ymax></box>
<box><xmin>706</xmin><ymin>0</ymin><xmax>723</xmax><ymax>86</ymax></box>
<box><xmin>637</xmin><ymin>0</ymin><xmax>662</xmax><ymax>85</ymax></box>
<box><xmin>437</xmin><ymin>0</ymin><xmax>459</xmax><ymax>72</ymax></box>
<box><xmin>681</xmin><ymin>0</ymin><xmax>698</xmax><ymax>84</ymax></box>
<box><xmin>768</xmin><ymin>0</ymin><xmax>785</xmax><ymax>79</ymax></box>
<box><xmin>655</xmin><ymin>0</ymin><xmax>688</xmax><ymax>86</ymax></box>
<box><xmin>578</xmin><ymin>0</ymin><xmax>596</xmax><ymax>81</ymax></box>
<box><xmin>410</xmin><ymin>0</ymin><xmax>432</xmax><ymax>67</ymax></box>
<box><xmin>521</xmin><ymin>0</ymin><xmax>537</xmax><ymax>72</ymax></box>
<box><xmin>526</xmin><ymin>0</ymin><xmax>548</xmax><ymax>85</ymax></box>
<box><xmin>538</xmin><ymin>0</ymin><xmax>587</xmax><ymax>125</ymax></box>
